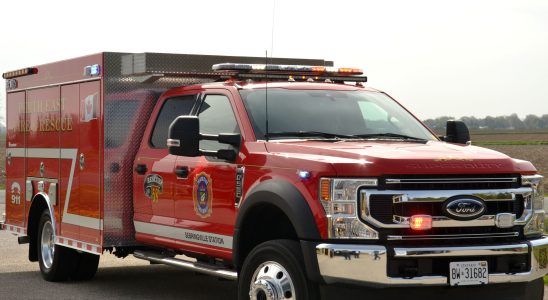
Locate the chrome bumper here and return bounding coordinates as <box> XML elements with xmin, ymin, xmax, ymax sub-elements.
<box><xmin>316</xmin><ymin>236</ymin><xmax>548</xmax><ymax>287</ymax></box>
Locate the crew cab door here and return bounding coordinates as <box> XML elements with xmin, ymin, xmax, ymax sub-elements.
<box><xmin>133</xmin><ymin>94</ymin><xmax>197</xmax><ymax>242</ymax></box>
<box><xmin>173</xmin><ymin>90</ymin><xmax>241</xmax><ymax>254</ymax></box>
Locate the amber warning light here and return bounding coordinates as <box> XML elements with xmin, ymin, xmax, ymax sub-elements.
<box><xmin>410</xmin><ymin>215</ymin><xmax>432</xmax><ymax>230</ymax></box>
<box><xmin>2</xmin><ymin>67</ymin><xmax>38</xmax><ymax>79</ymax></box>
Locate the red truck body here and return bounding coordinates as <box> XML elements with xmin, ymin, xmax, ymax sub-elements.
<box><xmin>2</xmin><ymin>52</ymin><xmax>547</xmax><ymax>299</ymax></box>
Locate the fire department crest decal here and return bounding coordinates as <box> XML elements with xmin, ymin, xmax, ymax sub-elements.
<box><xmin>144</xmin><ymin>174</ymin><xmax>163</xmax><ymax>203</ymax></box>
<box><xmin>193</xmin><ymin>172</ymin><xmax>213</xmax><ymax>218</ymax></box>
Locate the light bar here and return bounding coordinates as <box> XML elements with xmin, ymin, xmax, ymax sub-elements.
<box><xmin>229</xmin><ymin>72</ymin><xmax>368</xmax><ymax>83</ymax></box>
<box><xmin>212</xmin><ymin>63</ymin><xmax>363</xmax><ymax>75</ymax></box>
<box><xmin>2</xmin><ymin>67</ymin><xmax>38</xmax><ymax>79</ymax></box>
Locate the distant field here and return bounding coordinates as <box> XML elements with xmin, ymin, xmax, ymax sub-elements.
<box><xmin>471</xmin><ymin>131</ymin><xmax>548</xmax><ymax>145</ymax></box>
<box><xmin>470</xmin><ymin>131</ymin><xmax>548</xmax><ymax>192</ymax></box>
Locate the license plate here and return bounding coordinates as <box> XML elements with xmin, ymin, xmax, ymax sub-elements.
<box><xmin>449</xmin><ymin>261</ymin><xmax>488</xmax><ymax>286</ymax></box>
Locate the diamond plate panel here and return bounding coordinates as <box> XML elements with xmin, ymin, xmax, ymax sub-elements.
<box><xmin>102</xmin><ymin>52</ymin><xmax>332</xmax><ymax>246</ymax></box>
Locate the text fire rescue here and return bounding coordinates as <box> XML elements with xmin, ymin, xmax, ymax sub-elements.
<box><xmin>17</xmin><ymin>98</ymin><xmax>73</xmax><ymax>133</ymax></box>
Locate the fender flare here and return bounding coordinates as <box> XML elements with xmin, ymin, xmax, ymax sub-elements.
<box><xmin>28</xmin><ymin>192</ymin><xmax>57</xmax><ymax>233</ymax></box>
<box><xmin>26</xmin><ymin>192</ymin><xmax>57</xmax><ymax>261</ymax></box>
<box><xmin>233</xmin><ymin>179</ymin><xmax>320</xmax><ymax>266</ymax></box>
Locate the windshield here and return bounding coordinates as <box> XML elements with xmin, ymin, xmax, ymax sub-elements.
<box><xmin>239</xmin><ymin>88</ymin><xmax>436</xmax><ymax>141</ymax></box>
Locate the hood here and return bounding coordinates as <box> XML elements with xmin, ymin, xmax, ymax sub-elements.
<box><xmin>265</xmin><ymin>140</ymin><xmax>536</xmax><ymax>176</ymax></box>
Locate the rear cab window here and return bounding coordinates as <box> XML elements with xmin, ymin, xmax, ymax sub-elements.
<box><xmin>150</xmin><ymin>95</ymin><xmax>196</xmax><ymax>148</ymax></box>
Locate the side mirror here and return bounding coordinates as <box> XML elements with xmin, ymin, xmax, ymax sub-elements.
<box><xmin>444</xmin><ymin>120</ymin><xmax>470</xmax><ymax>144</ymax></box>
<box><xmin>168</xmin><ymin>116</ymin><xmax>200</xmax><ymax>156</ymax></box>
<box><xmin>167</xmin><ymin>116</ymin><xmax>242</xmax><ymax>161</ymax></box>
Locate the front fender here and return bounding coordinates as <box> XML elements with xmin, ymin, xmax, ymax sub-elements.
<box><xmin>233</xmin><ymin>179</ymin><xmax>320</xmax><ymax>266</ymax></box>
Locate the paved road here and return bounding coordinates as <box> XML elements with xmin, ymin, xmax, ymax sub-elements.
<box><xmin>0</xmin><ymin>215</ymin><xmax>238</xmax><ymax>299</ymax></box>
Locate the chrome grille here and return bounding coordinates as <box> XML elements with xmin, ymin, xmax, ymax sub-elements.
<box><xmin>379</xmin><ymin>174</ymin><xmax>520</xmax><ymax>190</ymax></box>
<box><xmin>360</xmin><ymin>175</ymin><xmax>533</xmax><ymax>240</ymax></box>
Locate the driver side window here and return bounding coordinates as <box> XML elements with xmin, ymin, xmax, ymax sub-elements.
<box><xmin>198</xmin><ymin>94</ymin><xmax>240</xmax><ymax>151</ymax></box>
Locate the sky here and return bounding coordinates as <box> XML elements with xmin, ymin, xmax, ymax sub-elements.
<box><xmin>1</xmin><ymin>0</ymin><xmax>547</xmax><ymax>123</ymax></box>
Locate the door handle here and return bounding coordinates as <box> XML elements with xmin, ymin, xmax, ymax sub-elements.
<box><xmin>135</xmin><ymin>164</ymin><xmax>147</xmax><ymax>175</ymax></box>
<box><xmin>174</xmin><ymin>166</ymin><xmax>189</xmax><ymax>178</ymax></box>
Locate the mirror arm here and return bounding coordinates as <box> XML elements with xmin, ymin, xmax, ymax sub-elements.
<box><xmin>200</xmin><ymin>133</ymin><xmax>219</xmax><ymax>141</ymax></box>
<box><xmin>198</xmin><ymin>149</ymin><xmax>237</xmax><ymax>161</ymax></box>
<box><xmin>200</xmin><ymin>149</ymin><xmax>218</xmax><ymax>156</ymax></box>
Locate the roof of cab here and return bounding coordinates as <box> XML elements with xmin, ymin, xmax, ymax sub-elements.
<box><xmin>172</xmin><ymin>81</ymin><xmax>381</xmax><ymax>93</ymax></box>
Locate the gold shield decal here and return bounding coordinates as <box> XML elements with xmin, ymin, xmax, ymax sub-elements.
<box><xmin>144</xmin><ymin>174</ymin><xmax>163</xmax><ymax>203</ymax></box>
<box><xmin>193</xmin><ymin>172</ymin><xmax>213</xmax><ymax>218</ymax></box>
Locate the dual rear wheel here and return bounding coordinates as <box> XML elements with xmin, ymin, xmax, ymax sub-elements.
<box><xmin>37</xmin><ymin>210</ymin><xmax>99</xmax><ymax>282</ymax></box>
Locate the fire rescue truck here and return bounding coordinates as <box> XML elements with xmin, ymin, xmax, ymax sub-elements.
<box><xmin>2</xmin><ymin>52</ymin><xmax>547</xmax><ymax>299</ymax></box>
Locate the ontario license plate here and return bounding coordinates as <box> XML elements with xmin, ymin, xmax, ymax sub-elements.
<box><xmin>449</xmin><ymin>261</ymin><xmax>488</xmax><ymax>286</ymax></box>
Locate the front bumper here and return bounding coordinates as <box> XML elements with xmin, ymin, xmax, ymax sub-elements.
<box><xmin>316</xmin><ymin>236</ymin><xmax>548</xmax><ymax>287</ymax></box>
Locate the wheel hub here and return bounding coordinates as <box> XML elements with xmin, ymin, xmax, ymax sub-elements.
<box><xmin>40</xmin><ymin>220</ymin><xmax>55</xmax><ymax>269</ymax></box>
<box><xmin>249</xmin><ymin>261</ymin><xmax>295</xmax><ymax>300</ymax></box>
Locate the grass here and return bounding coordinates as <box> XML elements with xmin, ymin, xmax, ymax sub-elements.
<box><xmin>544</xmin><ymin>275</ymin><xmax>548</xmax><ymax>285</ymax></box>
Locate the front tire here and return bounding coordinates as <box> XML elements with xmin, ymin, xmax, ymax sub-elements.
<box><xmin>238</xmin><ymin>240</ymin><xmax>318</xmax><ymax>300</ymax></box>
<box><xmin>37</xmin><ymin>210</ymin><xmax>78</xmax><ymax>281</ymax></box>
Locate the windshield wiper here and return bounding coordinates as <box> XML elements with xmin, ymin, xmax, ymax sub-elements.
<box><xmin>266</xmin><ymin>131</ymin><xmax>356</xmax><ymax>139</ymax></box>
<box><xmin>352</xmin><ymin>133</ymin><xmax>427</xmax><ymax>141</ymax></box>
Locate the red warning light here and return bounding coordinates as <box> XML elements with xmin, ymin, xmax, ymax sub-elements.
<box><xmin>410</xmin><ymin>215</ymin><xmax>432</xmax><ymax>230</ymax></box>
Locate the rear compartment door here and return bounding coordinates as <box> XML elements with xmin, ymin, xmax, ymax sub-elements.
<box><xmin>5</xmin><ymin>91</ymin><xmax>27</xmax><ymax>229</ymax></box>
<box><xmin>59</xmin><ymin>81</ymin><xmax>101</xmax><ymax>245</ymax></box>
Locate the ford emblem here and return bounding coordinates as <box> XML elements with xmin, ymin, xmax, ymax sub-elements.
<box><xmin>442</xmin><ymin>196</ymin><xmax>486</xmax><ymax>221</ymax></box>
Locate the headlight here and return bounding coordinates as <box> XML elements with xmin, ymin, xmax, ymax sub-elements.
<box><xmin>522</xmin><ymin>175</ymin><xmax>545</xmax><ymax>237</ymax></box>
<box><xmin>320</xmin><ymin>178</ymin><xmax>379</xmax><ymax>239</ymax></box>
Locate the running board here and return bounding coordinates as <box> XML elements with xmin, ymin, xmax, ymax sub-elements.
<box><xmin>133</xmin><ymin>250</ymin><xmax>238</xmax><ymax>281</ymax></box>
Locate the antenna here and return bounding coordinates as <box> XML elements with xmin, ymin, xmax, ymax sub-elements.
<box><xmin>270</xmin><ymin>0</ymin><xmax>276</xmax><ymax>58</ymax></box>
<box><xmin>265</xmin><ymin>50</ymin><xmax>270</xmax><ymax>141</ymax></box>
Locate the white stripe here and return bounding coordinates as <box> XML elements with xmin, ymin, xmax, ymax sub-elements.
<box><xmin>8</xmin><ymin>147</ymin><xmax>102</xmax><ymax>230</ymax></box>
<box><xmin>6</xmin><ymin>225</ymin><xmax>26</xmax><ymax>236</ymax></box>
<box><xmin>6</xmin><ymin>148</ymin><xmax>25</xmax><ymax>157</ymax></box>
<box><xmin>134</xmin><ymin>221</ymin><xmax>233</xmax><ymax>250</ymax></box>
<box><xmin>62</xmin><ymin>214</ymin><xmax>103</xmax><ymax>230</ymax></box>
<box><xmin>55</xmin><ymin>236</ymin><xmax>101</xmax><ymax>254</ymax></box>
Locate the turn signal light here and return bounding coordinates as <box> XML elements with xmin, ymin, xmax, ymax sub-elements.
<box><xmin>410</xmin><ymin>215</ymin><xmax>432</xmax><ymax>230</ymax></box>
<box><xmin>320</xmin><ymin>178</ymin><xmax>331</xmax><ymax>201</ymax></box>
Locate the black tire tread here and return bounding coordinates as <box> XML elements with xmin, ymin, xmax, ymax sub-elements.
<box><xmin>37</xmin><ymin>210</ymin><xmax>78</xmax><ymax>282</ymax></box>
<box><xmin>238</xmin><ymin>239</ymin><xmax>319</xmax><ymax>300</ymax></box>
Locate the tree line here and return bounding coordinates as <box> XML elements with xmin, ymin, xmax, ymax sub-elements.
<box><xmin>423</xmin><ymin>114</ymin><xmax>548</xmax><ymax>132</ymax></box>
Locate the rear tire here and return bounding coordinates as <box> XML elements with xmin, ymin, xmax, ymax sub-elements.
<box><xmin>71</xmin><ymin>252</ymin><xmax>100</xmax><ymax>281</ymax></box>
<box><xmin>37</xmin><ymin>210</ymin><xmax>78</xmax><ymax>282</ymax></box>
<box><xmin>238</xmin><ymin>239</ymin><xmax>318</xmax><ymax>300</ymax></box>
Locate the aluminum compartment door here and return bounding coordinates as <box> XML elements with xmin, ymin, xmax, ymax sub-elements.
<box><xmin>5</xmin><ymin>91</ymin><xmax>27</xmax><ymax>228</ymax></box>
<box><xmin>77</xmin><ymin>81</ymin><xmax>102</xmax><ymax>244</ymax></box>
<box><xmin>26</xmin><ymin>87</ymin><xmax>61</xmax><ymax>231</ymax></box>
<box><xmin>59</xmin><ymin>84</ymin><xmax>80</xmax><ymax>240</ymax></box>
<box><xmin>59</xmin><ymin>82</ymin><xmax>102</xmax><ymax>244</ymax></box>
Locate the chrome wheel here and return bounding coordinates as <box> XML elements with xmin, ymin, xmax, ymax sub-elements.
<box><xmin>40</xmin><ymin>220</ymin><xmax>55</xmax><ymax>269</ymax></box>
<box><xmin>249</xmin><ymin>261</ymin><xmax>295</xmax><ymax>300</ymax></box>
